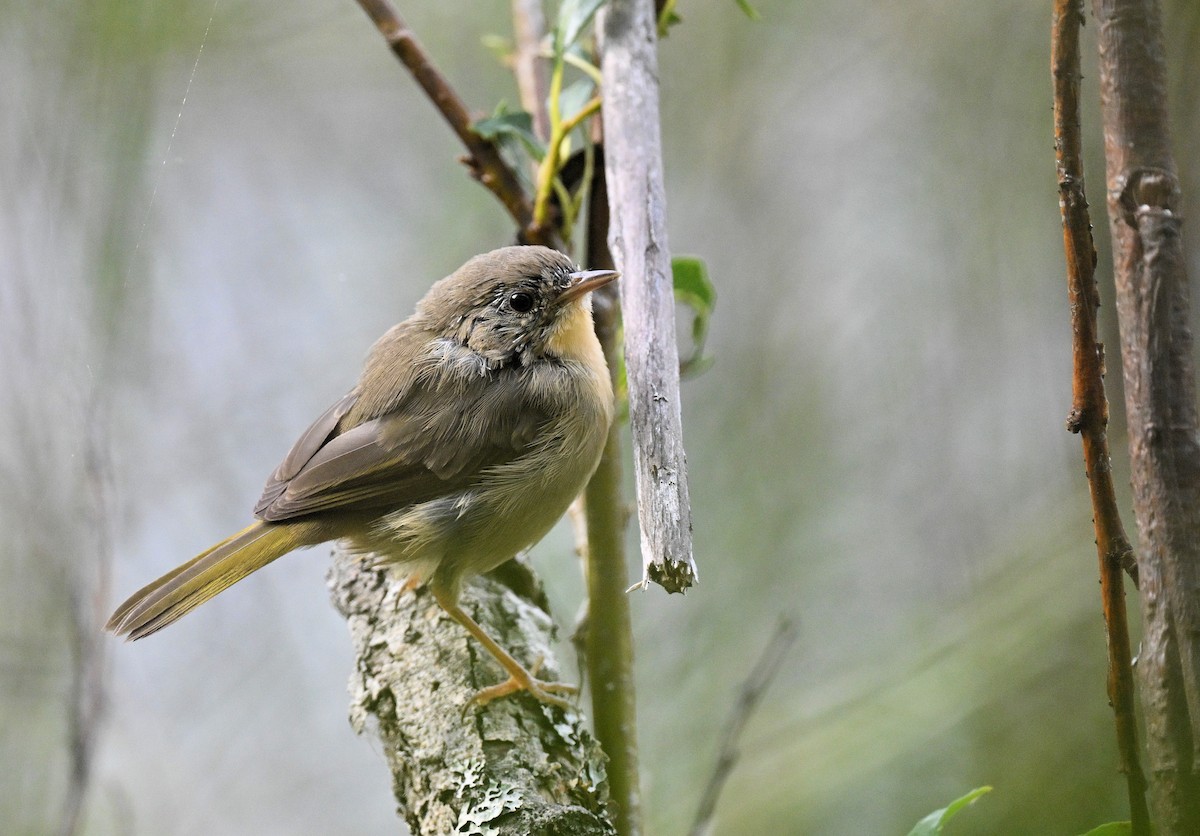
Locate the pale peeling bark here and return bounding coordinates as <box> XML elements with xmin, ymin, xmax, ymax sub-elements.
<box><xmin>329</xmin><ymin>552</ymin><xmax>614</xmax><ymax>835</ymax></box>
<box><xmin>600</xmin><ymin>0</ymin><xmax>697</xmax><ymax>594</ymax></box>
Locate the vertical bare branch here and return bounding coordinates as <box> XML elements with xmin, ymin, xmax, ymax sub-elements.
<box><xmin>511</xmin><ymin>0</ymin><xmax>550</xmax><ymax>142</ymax></box>
<box><xmin>1091</xmin><ymin>0</ymin><xmax>1200</xmax><ymax>830</ymax></box>
<box><xmin>599</xmin><ymin>0</ymin><xmax>697</xmax><ymax>593</ymax></box>
<box><xmin>1052</xmin><ymin>1</ymin><xmax>1149</xmax><ymax>831</ymax></box>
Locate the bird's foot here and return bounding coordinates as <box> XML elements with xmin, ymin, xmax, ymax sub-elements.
<box><xmin>466</xmin><ymin>656</ymin><xmax>578</xmax><ymax>712</ymax></box>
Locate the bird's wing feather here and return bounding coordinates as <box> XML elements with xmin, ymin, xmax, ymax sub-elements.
<box><xmin>255</xmin><ymin>391</ymin><xmax>359</xmax><ymax>516</ymax></box>
<box><xmin>254</xmin><ymin>366</ymin><xmax>553</xmax><ymax>522</ymax></box>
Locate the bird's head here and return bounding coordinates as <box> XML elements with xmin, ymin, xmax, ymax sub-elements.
<box><xmin>420</xmin><ymin>246</ymin><xmax>618</xmax><ymax>366</ymax></box>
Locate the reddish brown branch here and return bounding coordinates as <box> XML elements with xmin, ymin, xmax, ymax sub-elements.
<box><xmin>354</xmin><ymin>0</ymin><xmax>560</xmax><ymax>248</ymax></box>
<box><xmin>1052</xmin><ymin>2</ymin><xmax>1149</xmax><ymax>831</ymax></box>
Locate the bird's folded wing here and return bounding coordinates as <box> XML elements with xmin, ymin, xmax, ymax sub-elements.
<box><xmin>253</xmin><ymin>369</ymin><xmax>551</xmax><ymax>522</ymax></box>
<box><xmin>254</xmin><ymin>391</ymin><xmax>359</xmax><ymax>515</ymax></box>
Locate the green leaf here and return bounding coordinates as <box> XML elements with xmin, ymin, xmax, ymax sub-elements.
<box><xmin>1078</xmin><ymin>824</ymin><xmax>1131</xmax><ymax>836</ymax></box>
<box><xmin>557</xmin><ymin>0</ymin><xmax>607</xmax><ymax>54</ymax></box>
<box><xmin>473</xmin><ymin>107</ymin><xmax>546</xmax><ymax>161</ymax></box>
<box><xmin>657</xmin><ymin>0</ymin><xmax>681</xmax><ymax>37</ymax></box>
<box><xmin>672</xmin><ymin>256</ymin><xmax>717</xmax><ymax>377</ymax></box>
<box><xmin>733</xmin><ymin>0</ymin><xmax>762</xmax><ymax>20</ymax></box>
<box><xmin>906</xmin><ymin>786</ymin><xmax>992</xmax><ymax>836</ymax></box>
<box><xmin>673</xmin><ymin>256</ymin><xmax>716</xmax><ymax>325</ymax></box>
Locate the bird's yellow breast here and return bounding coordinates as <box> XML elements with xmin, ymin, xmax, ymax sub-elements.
<box><xmin>545</xmin><ymin>300</ymin><xmax>607</xmax><ymax>371</ymax></box>
<box><xmin>543</xmin><ymin>300</ymin><xmax>613</xmax><ymax>416</ymax></box>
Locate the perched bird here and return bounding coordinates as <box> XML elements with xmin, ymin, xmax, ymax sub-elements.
<box><xmin>107</xmin><ymin>245</ymin><xmax>618</xmax><ymax>708</ymax></box>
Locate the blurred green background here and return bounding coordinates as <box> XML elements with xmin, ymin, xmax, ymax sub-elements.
<box><xmin>4</xmin><ymin>0</ymin><xmax>1200</xmax><ymax>833</ymax></box>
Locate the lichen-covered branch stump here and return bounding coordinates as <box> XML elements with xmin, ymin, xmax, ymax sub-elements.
<box><xmin>329</xmin><ymin>552</ymin><xmax>614</xmax><ymax>835</ymax></box>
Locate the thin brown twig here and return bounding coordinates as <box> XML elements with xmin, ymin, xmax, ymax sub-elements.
<box><xmin>689</xmin><ymin>617</ymin><xmax>799</xmax><ymax>836</ymax></box>
<box><xmin>354</xmin><ymin>0</ymin><xmax>560</xmax><ymax>248</ymax></box>
<box><xmin>1051</xmin><ymin>1</ymin><xmax>1149</xmax><ymax>832</ymax></box>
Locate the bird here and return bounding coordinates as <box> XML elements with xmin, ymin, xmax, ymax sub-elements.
<box><xmin>106</xmin><ymin>245</ymin><xmax>618</xmax><ymax>709</ymax></box>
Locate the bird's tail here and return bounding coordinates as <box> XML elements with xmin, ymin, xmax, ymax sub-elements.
<box><xmin>106</xmin><ymin>520</ymin><xmax>313</xmax><ymax>640</ymax></box>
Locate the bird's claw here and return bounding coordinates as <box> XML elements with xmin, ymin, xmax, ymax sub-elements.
<box><xmin>462</xmin><ymin>655</ymin><xmax>578</xmax><ymax>713</ymax></box>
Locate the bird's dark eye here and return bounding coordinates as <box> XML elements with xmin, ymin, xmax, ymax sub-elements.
<box><xmin>508</xmin><ymin>291</ymin><xmax>535</xmax><ymax>313</ymax></box>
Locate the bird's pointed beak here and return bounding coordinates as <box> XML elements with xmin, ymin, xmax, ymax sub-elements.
<box><xmin>557</xmin><ymin>269</ymin><xmax>620</xmax><ymax>306</ymax></box>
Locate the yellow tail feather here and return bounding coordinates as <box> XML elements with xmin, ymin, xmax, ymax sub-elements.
<box><xmin>106</xmin><ymin>521</ymin><xmax>311</xmax><ymax>640</ymax></box>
